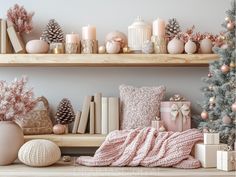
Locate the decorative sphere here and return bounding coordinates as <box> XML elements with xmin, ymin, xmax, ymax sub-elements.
<box><xmin>142</xmin><ymin>40</ymin><xmax>154</xmax><ymax>54</ymax></box>
<box><xmin>203</xmin><ymin>128</ymin><xmax>209</xmax><ymax>133</ymax></box>
<box><xmin>106</xmin><ymin>41</ymin><xmax>121</xmax><ymax>54</ymax></box>
<box><xmin>208</xmin><ymin>73</ymin><xmax>213</xmax><ymax>78</ymax></box>
<box><xmin>159</xmin><ymin>126</ymin><xmax>166</xmax><ymax>132</ymax></box>
<box><xmin>209</xmin><ymin>97</ymin><xmax>215</xmax><ymax>104</ymax></box>
<box><xmin>227</xmin><ymin>22</ymin><xmax>235</xmax><ymax>30</ymax></box>
<box><xmin>201</xmin><ymin>111</ymin><xmax>208</xmax><ymax>120</ymax></box>
<box><xmin>221</xmin><ymin>64</ymin><xmax>230</xmax><ymax>74</ymax></box>
<box><xmin>184</xmin><ymin>40</ymin><xmax>197</xmax><ymax>54</ymax></box>
<box><xmin>26</xmin><ymin>40</ymin><xmax>49</xmax><ymax>54</ymax></box>
<box><xmin>167</xmin><ymin>37</ymin><xmax>184</xmax><ymax>54</ymax></box>
<box><xmin>222</xmin><ymin>115</ymin><xmax>231</xmax><ymax>124</ymax></box>
<box><xmin>230</xmin><ymin>61</ymin><xmax>236</xmax><ymax>68</ymax></box>
<box><xmin>98</xmin><ymin>45</ymin><xmax>106</xmax><ymax>54</ymax></box>
<box><xmin>209</xmin><ymin>85</ymin><xmax>214</xmax><ymax>91</ymax></box>
<box><xmin>221</xmin><ymin>44</ymin><xmax>228</xmax><ymax>49</ymax></box>
<box><xmin>53</xmin><ymin>124</ymin><xmax>65</xmax><ymax>135</ymax></box>
<box><xmin>231</xmin><ymin>102</ymin><xmax>236</xmax><ymax>112</ymax></box>
<box><xmin>200</xmin><ymin>38</ymin><xmax>213</xmax><ymax>54</ymax></box>
<box><xmin>225</xmin><ymin>17</ymin><xmax>230</xmax><ymax>22</ymax></box>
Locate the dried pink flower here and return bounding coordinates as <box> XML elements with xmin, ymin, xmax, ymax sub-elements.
<box><xmin>7</xmin><ymin>4</ymin><xmax>34</xmax><ymax>34</ymax></box>
<box><xmin>0</xmin><ymin>76</ymin><xmax>36</xmax><ymax>121</ymax></box>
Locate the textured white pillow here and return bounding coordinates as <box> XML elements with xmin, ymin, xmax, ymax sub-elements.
<box><xmin>18</xmin><ymin>139</ymin><xmax>61</xmax><ymax>167</ymax></box>
<box><xmin>119</xmin><ymin>84</ymin><xmax>166</xmax><ymax>129</ymax></box>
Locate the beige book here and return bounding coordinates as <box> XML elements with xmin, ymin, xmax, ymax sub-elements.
<box><xmin>0</xmin><ymin>20</ymin><xmax>12</xmax><ymax>53</ymax></box>
<box><xmin>108</xmin><ymin>97</ymin><xmax>120</xmax><ymax>132</ymax></box>
<box><xmin>77</xmin><ymin>96</ymin><xmax>92</xmax><ymax>134</ymax></box>
<box><xmin>94</xmin><ymin>93</ymin><xmax>102</xmax><ymax>134</ymax></box>
<box><xmin>7</xmin><ymin>26</ymin><xmax>25</xmax><ymax>53</ymax></box>
<box><xmin>89</xmin><ymin>102</ymin><xmax>95</xmax><ymax>134</ymax></box>
<box><xmin>101</xmin><ymin>97</ymin><xmax>108</xmax><ymax>135</ymax></box>
<box><xmin>0</xmin><ymin>19</ymin><xmax>1</xmax><ymax>52</ymax></box>
<box><xmin>72</xmin><ymin>111</ymin><xmax>81</xmax><ymax>134</ymax></box>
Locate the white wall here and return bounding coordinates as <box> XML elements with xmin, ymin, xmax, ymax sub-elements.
<box><xmin>0</xmin><ymin>0</ymin><xmax>230</xmax><ymax>119</ymax></box>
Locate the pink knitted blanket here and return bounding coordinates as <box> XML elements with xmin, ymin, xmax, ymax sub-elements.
<box><xmin>77</xmin><ymin>128</ymin><xmax>203</xmax><ymax>168</ymax></box>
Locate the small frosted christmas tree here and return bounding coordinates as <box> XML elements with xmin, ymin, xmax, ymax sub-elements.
<box><xmin>199</xmin><ymin>0</ymin><xmax>236</xmax><ymax>147</ymax></box>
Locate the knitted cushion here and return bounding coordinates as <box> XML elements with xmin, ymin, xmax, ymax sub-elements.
<box><xmin>18</xmin><ymin>139</ymin><xmax>61</xmax><ymax>167</ymax></box>
<box><xmin>119</xmin><ymin>84</ymin><xmax>166</xmax><ymax>129</ymax></box>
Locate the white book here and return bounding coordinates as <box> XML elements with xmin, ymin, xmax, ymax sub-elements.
<box><xmin>94</xmin><ymin>93</ymin><xmax>102</xmax><ymax>134</ymax></box>
<box><xmin>72</xmin><ymin>111</ymin><xmax>81</xmax><ymax>134</ymax></box>
<box><xmin>101</xmin><ymin>97</ymin><xmax>108</xmax><ymax>135</ymax></box>
<box><xmin>89</xmin><ymin>102</ymin><xmax>95</xmax><ymax>134</ymax></box>
<box><xmin>108</xmin><ymin>97</ymin><xmax>119</xmax><ymax>132</ymax></box>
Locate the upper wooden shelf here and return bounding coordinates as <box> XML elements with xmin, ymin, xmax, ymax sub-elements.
<box><xmin>24</xmin><ymin>134</ymin><xmax>106</xmax><ymax>147</ymax></box>
<box><xmin>0</xmin><ymin>54</ymin><xmax>218</xmax><ymax>67</ymax></box>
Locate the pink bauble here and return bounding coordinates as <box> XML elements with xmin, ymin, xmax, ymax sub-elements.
<box><xmin>227</xmin><ymin>22</ymin><xmax>235</xmax><ymax>30</ymax></box>
<box><xmin>208</xmin><ymin>73</ymin><xmax>213</xmax><ymax>78</ymax></box>
<box><xmin>105</xmin><ymin>31</ymin><xmax>128</xmax><ymax>48</ymax></box>
<box><xmin>53</xmin><ymin>124</ymin><xmax>65</xmax><ymax>135</ymax></box>
<box><xmin>201</xmin><ymin>111</ymin><xmax>208</xmax><ymax>120</ymax></box>
<box><xmin>106</xmin><ymin>41</ymin><xmax>121</xmax><ymax>54</ymax></box>
<box><xmin>184</xmin><ymin>40</ymin><xmax>197</xmax><ymax>54</ymax></box>
<box><xmin>221</xmin><ymin>44</ymin><xmax>228</xmax><ymax>49</ymax></box>
<box><xmin>221</xmin><ymin>64</ymin><xmax>230</xmax><ymax>74</ymax></box>
<box><xmin>167</xmin><ymin>37</ymin><xmax>184</xmax><ymax>54</ymax></box>
<box><xmin>200</xmin><ymin>38</ymin><xmax>213</xmax><ymax>54</ymax></box>
<box><xmin>232</xmin><ymin>102</ymin><xmax>236</xmax><ymax>112</ymax></box>
<box><xmin>222</xmin><ymin>115</ymin><xmax>231</xmax><ymax>124</ymax></box>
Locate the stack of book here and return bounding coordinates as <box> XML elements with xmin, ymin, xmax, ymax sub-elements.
<box><xmin>72</xmin><ymin>93</ymin><xmax>120</xmax><ymax>135</ymax></box>
<box><xmin>0</xmin><ymin>19</ymin><xmax>26</xmax><ymax>54</ymax></box>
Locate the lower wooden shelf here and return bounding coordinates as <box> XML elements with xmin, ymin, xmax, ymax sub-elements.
<box><xmin>24</xmin><ymin>134</ymin><xmax>106</xmax><ymax>147</ymax></box>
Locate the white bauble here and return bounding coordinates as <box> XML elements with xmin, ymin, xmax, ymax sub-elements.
<box><xmin>185</xmin><ymin>40</ymin><xmax>197</xmax><ymax>54</ymax></box>
<box><xmin>18</xmin><ymin>140</ymin><xmax>61</xmax><ymax>167</ymax></box>
<box><xmin>167</xmin><ymin>38</ymin><xmax>184</xmax><ymax>54</ymax></box>
<box><xmin>106</xmin><ymin>41</ymin><xmax>121</xmax><ymax>54</ymax></box>
<box><xmin>26</xmin><ymin>40</ymin><xmax>49</xmax><ymax>54</ymax></box>
<box><xmin>200</xmin><ymin>38</ymin><xmax>213</xmax><ymax>54</ymax></box>
<box><xmin>98</xmin><ymin>45</ymin><xmax>106</xmax><ymax>54</ymax></box>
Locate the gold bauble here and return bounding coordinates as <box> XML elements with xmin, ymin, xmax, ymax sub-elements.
<box><xmin>209</xmin><ymin>97</ymin><xmax>215</xmax><ymax>104</ymax></box>
<box><xmin>230</xmin><ymin>61</ymin><xmax>236</xmax><ymax>68</ymax></box>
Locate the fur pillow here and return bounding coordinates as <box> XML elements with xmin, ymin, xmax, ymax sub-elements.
<box><xmin>119</xmin><ymin>84</ymin><xmax>166</xmax><ymax>130</ymax></box>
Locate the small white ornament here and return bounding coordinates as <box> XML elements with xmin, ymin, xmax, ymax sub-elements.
<box><xmin>98</xmin><ymin>45</ymin><xmax>106</xmax><ymax>54</ymax></box>
<box><xmin>200</xmin><ymin>38</ymin><xmax>213</xmax><ymax>54</ymax></box>
<box><xmin>167</xmin><ymin>37</ymin><xmax>184</xmax><ymax>54</ymax></box>
<box><xmin>142</xmin><ymin>40</ymin><xmax>154</xmax><ymax>54</ymax></box>
<box><xmin>184</xmin><ymin>40</ymin><xmax>197</xmax><ymax>54</ymax></box>
<box><xmin>106</xmin><ymin>41</ymin><xmax>121</xmax><ymax>54</ymax></box>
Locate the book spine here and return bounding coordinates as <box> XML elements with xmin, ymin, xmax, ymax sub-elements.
<box><xmin>94</xmin><ymin>93</ymin><xmax>102</xmax><ymax>134</ymax></box>
<box><xmin>77</xmin><ymin>96</ymin><xmax>92</xmax><ymax>134</ymax></box>
<box><xmin>101</xmin><ymin>97</ymin><xmax>108</xmax><ymax>135</ymax></box>
<box><xmin>7</xmin><ymin>26</ymin><xmax>25</xmax><ymax>53</ymax></box>
<box><xmin>1</xmin><ymin>20</ymin><xmax>6</xmax><ymax>53</ymax></box>
<box><xmin>72</xmin><ymin>111</ymin><xmax>81</xmax><ymax>134</ymax></box>
<box><xmin>89</xmin><ymin>102</ymin><xmax>95</xmax><ymax>134</ymax></box>
<box><xmin>108</xmin><ymin>97</ymin><xmax>120</xmax><ymax>132</ymax></box>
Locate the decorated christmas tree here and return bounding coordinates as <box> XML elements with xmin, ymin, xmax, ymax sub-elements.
<box><xmin>199</xmin><ymin>0</ymin><xmax>236</xmax><ymax>147</ymax></box>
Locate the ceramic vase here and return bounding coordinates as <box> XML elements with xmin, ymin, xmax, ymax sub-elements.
<box><xmin>167</xmin><ymin>37</ymin><xmax>184</xmax><ymax>54</ymax></box>
<box><xmin>0</xmin><ymin>121</ymin><xmax>24</xmax><ymax>165</ymax></box>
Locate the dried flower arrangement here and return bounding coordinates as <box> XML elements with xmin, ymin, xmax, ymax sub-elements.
<box><xmin>7</xmin><ymin>4</ymin><xmax>34</xmax><ymax>34</ymax></box>
<box><xmin>0</xmin><ymin>77</ymin><xmax>36</xmax><ymax>121</ymax></box>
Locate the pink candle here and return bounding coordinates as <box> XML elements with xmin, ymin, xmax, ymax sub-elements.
<box><xmin>66</xmin><ymin>33</ymin><xmax>80</xmax><ymax>43</ymax></box>
<box><xmin>82</xmin><ymin>25</ymin><xmax>96</xmax><ymax>40</ymax></box>
<box><xmin>153</xmin><ymin>18</ymin><xmax>165</xmax><ymax>37</ymax></box>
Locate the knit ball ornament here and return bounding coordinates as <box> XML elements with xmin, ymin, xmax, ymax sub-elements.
<box><xmin>232</xmin><ymin>102</ymin><xmax>236</xmax><ymax>112</ymax></box>
<box><xmin>227</xmin><ymin>22</ymin><xmax>235</xmax><ymax>30</ymax></box>
<box><xmin>222</xmin><ymin>115</ymin><xmax>231</xmax><ymax>124</ymax></box>
<box><xmin>142</xmin><ymin>40</ymin><xmax>154</xmax><ymax>54</ymax></box>
<box><xmin>201</xmin><ymin>111</ymin><xmax>208</xmax><ymax>120</ymax></box>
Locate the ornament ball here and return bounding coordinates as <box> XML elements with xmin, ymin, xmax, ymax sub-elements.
<box><xmin>209</xmin><ymin>97</ymin><xmax>215</xmax><ymax>104</ymax></box>
<box><xmin>222</xmin><ymin>115</ymin><xmax>231</xmax><ymax>124</ymax></box>
<box><xmin>232</xmin><ymin>102</ymin><xmax>236</xmax><ymax>112</ymax></box>
<box><xmin>230</xmin><ymin>61</ymin><xmax>236</xmax><ymax>68</ymax></box>
<box><xmin>53</xmin><ymin>124</ymin><xmax>66</xmax><ymax>135</ymax></box>
<box><xmin>227</xmin><ymin>22</ymin><xmax>235</xmax><ymax>30</ymax></box>
<box><xmin>225</xmin><ymin>17</ymin><xmax>230</xmax><ymax>22</ymax></box>
<box><xmin>201</xmin><ymin>111</ymin><xmax>208</xmax><ymax>120</ymax></box>
<box><xmin>208</xmin><ymin>73</ymin><xmax>213</xmax><ymax>78</ymax></box>
<box><xmin>221</xmin><ymin>64</ymin><xmax>230</xmax><ymax>73</ymax></box>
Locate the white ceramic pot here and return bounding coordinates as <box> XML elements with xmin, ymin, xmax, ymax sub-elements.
<box><xmin>26</xmin><ymin>40</ymin><xmax>49</xmax><ymax>54</ymax></box>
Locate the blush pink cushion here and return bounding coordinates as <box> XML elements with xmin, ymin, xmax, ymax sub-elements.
<box><xmin>119</xmin><ymin>85</ymin><xmax>166</xmax><ymax>130</ymax></box>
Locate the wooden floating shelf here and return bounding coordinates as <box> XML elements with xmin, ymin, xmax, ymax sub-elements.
<box><xmin>0</xmin><ymin>54</ymin><xmax>218</xmax><ymax>67</ymax></box>
<box><xmin>24</xmin><ymin>134</ymin><xmax>106</xmax><ymax>147</ymax></box>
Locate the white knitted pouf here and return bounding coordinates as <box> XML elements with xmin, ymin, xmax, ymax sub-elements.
<box><xmin>18</xmin><ymin>139</ymin><xmax>61</xmax><ymax>167</ymax></box>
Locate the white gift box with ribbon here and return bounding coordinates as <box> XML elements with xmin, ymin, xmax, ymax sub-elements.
<box><xmin>217</xmin><ymin>150</ymin><xmax>236</xmax><ymax>171</ymax></box>
<box><xmin>160</xmin><ymin>101</ymin><xmax>191</xmax><ymax>132</ymax></box>
<box><xmin>204</xmin><ymin>133</ymin><xmax>220</xmax><ymax>145</ymax></box>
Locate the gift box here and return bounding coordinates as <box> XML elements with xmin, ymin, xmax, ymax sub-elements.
<box><xmin>204</xmin><ymin>133</ymin><xmax>220</xmax><ymax>145</ymax></box>
<box><xmin>217</xmin><ymin>150</ymin><xmax>236</xmax><ymax>171</ymax></box>
<box><xmin>160</xmin><ymin>101</ymin><xmax>191</xmax><ymax>132</ymax></box>
<box><xmin>194</xmin><ymin>143</ymin><xmax>227</xmax><ymax>168</ymax></box>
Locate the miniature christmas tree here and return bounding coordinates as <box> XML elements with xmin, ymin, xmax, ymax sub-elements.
<box><xmin>40</xmin><ymin>19</ymin><xmax>64</xmax><ymax>44</ymax></box>
<box><xmin>166</xmin><ymin>18</ymin><xmax>181</xmax><ymax>38</ymax></box>
<box><xmin>199</xmin><ymin>0</ymin><xmax>236</xmax><ymax>147</ymax></box>
<box><xmin>55</xmin><ymin>98</ymin><xmax>75</xmax><ymax>125</ymax></box>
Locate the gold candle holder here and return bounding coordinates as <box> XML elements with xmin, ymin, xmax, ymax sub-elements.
<box><xmin>81</xmin><ymin>39</ymin><xmax>98</xmax><ymax>54</ymax></box>
<box><xmin>151</xmin><ymin>36</ymin><xmax>167</xmax><ymax>54</ymax></box>
<box><xmin>50</xmin><ymin>42</ymin><xmax>65</xmax><ymax>54</ymax></box>
<box><xmin>65</xmin><ymin>43</ymin><xmax>80</xmax><ymax>54</ymax></box>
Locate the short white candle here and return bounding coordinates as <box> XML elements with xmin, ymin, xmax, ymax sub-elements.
<box><xmin>82</xmin><ymin>25</ymin><xmax>96</xmax><ymax>40</ymax></box>
<box><xmin>66</xmin><ymin>33</ymin><xmax>80</xmax><ymax>43</ymax></box>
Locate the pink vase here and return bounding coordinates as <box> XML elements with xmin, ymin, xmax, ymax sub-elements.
<box><xmin>0</xmin><ymin>121</ymin><xmax>24</xmax><ymax>165</ymax></box>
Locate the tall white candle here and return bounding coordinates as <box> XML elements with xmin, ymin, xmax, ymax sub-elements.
<box><xmin>82</xmin><ymin>25</ymin><xmax>96</xmax><ymax>40</ymax></box>
<box><xmin>66</xmin><ymin>33</ymin><xmax>80</xmax><ymax>43</ymax></box>
<box><xmin>153</xmin><ymin>18</ymin><xmax>165</xmax><ymax>37</ymax></box>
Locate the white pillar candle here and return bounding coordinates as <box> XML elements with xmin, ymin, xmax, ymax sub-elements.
<box><xmin>82</xmin><ymin>25</ymin><xmax>96</xmax><ymax>40</ymax></box>
<box><xmin>153</xmin><ymin>18</ymin><xmax>165</xmax><ymax>37</ymax></box>
<box><xmin>66</xmin><ymin>33</ymin><xmax>80</xmax><ymax>43</ymax></box>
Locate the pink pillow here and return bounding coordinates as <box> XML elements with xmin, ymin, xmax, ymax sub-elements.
<box><xmin>119</xmin><ymin>85</ymin><xmax>166</xmax><ymax>130</ymax></box>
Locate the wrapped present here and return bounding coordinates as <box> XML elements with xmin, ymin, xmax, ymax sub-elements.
<box><xmin>160</xmin><ymin>101</ymin><xmax>191</xmax><ymax>132</ymax></box>
<box><xmin>151</xmin><ymin>117</ymin><xmax>164</xmax><ymax>131</ymax></box>
<box><xmin>204</xmin><ymin>132</ymin><xmax>220</xmax><ymax>145</ymax></box>
<box><xmin>194</xmin><ymin>143</ymin><xmax>227</xmax><ymax>168</ymax></box>
<box><xmin>217</xmin><ymin>150</ymin><xmax>236</xmax><ymax>171</ymax></box>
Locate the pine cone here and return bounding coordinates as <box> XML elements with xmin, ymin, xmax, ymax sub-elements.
<box><xmin>55</xmin><ymin>98</ymin><xmax>75</xmax><ymax>125</ymax></box>
<box><xmin>40</xmin><ymin>19</ymin><xmax>64</xmax><ymax>44</ymax></box>
<box><xmin>166</xmin><ymin>18</ymin><xmax>181</xmax><ymax>38</ymax></box>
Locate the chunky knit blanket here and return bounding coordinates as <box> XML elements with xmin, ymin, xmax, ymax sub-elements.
<box><xmin>77</xmin><ymin>128</ymin><xmax>203</xmax><ymax>168</ymax></box>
